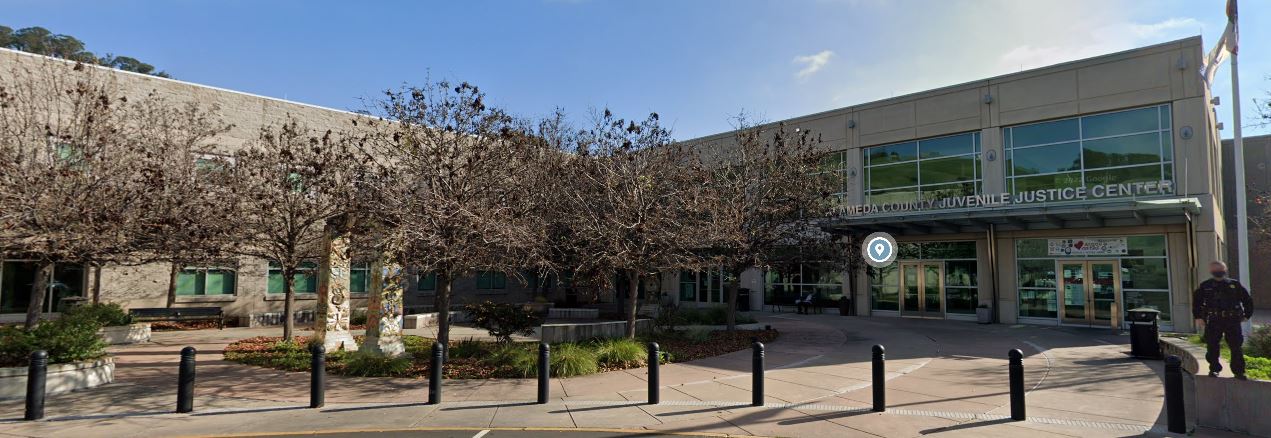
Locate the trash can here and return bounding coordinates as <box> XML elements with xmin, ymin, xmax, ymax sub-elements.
<box><xmin>1127</xmin><ymin>308</ymin><xmax>1162</xmax><ymax>359</ymax></box>
<box><xmin>838</xmin><ymin>296</ymin><xmax>851</xmax><ymax>316</ymax></box>
<box><xmin>737</xmin><ymin>288</ymin><xmax>751</xmax><ymax>312</ymax></box>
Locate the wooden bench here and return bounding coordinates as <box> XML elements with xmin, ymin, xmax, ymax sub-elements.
<box><xmin>129</xmin><ymin>307</ymin><xmax>225</xmax><ymax>329</ymax></box>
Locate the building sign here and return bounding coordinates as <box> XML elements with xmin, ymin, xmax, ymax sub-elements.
<box><xmin>1047</xmin><ymin>237</ymin><xmax>1128</xmax><ymax>256</ymax></box>
<box><xmin>838</xmin><ymin>180</ymin><xmax>1174</xmax><ymax>217</ymax></box>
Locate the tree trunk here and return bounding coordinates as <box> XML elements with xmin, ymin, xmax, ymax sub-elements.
<box><xmin>725</xmin><ymin>268</ymin><xmax>742</xmax><ymax>332</ymax></box>
<box><xmin>282</xmin><ymin>267</ymin><xmax>296</xmax><ymax>342</ymax></box>
<box><xmin>92</xmin><ymin>264</ymin><xmax>102</xmax><ymax>304</ymax></box>
<box><xmin>166</xmin><ymin>263</ymin><xmax>180</xmax><ymax>308</ymax></box>
<box><xmin>625</xmin><ymin>270</ymin><xmax>640</xmax><ymax>338</ymax></box>
<box><xmin>435</xmin><ymin>272</ymin><xmax>452</xmax><ymax>352</ymax></box>
<box><xmin>24</xmin><ymin>262</ymin><xmax>54</xmax><ymax>330</ymax></box>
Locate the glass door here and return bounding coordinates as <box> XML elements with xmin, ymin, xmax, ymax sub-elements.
<box><xmin>1058</xmin><ymin>260</ymin><xmax>1121</xmax><ymax>326</ymax></box>
<box><xmin>899</xmin><ymin>262</ymin><xmax>944</xmax><ymax>318</ymax></box>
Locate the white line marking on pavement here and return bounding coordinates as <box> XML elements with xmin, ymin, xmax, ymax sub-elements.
<box><xmin>1022</xmin><ymin>340</ymin><xmax>1053</xmax><ymax>393</ymax></box>
<box><xmin>471</xmin><ymin>429</ymin><xmax>490</xmax><ymax>438</ymax></box>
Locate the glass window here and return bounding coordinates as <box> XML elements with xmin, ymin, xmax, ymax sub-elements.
<box><xmin>1124</xmin><ymin>290</ymin><xmax>1172</xmax><ymax>322</ymax></box>
<box><xmin>679</xmin><ymin>271</ymin><xmax>697</xmax><ymax>301</ymax></box>
<box><xmin>1125</xmin><ymin>235</ymin><xmax>1167</xmax><ymax>257</ymax></box>
<box><xmin>1017</xmin><ymin>260</ymin><xmax>1056</xmax><ymax>288</ymax></box>
<box><xmin>1010</xmin><ymin>118</ymin><xmax>1079</xmax><ymax>147</ymax></box>
<box><xmin>1009</xmin><ymin>142</ymin><xmax>1081</xmax><ymax>175</ymax></box>
<box><xmin>818</xmin><ymin>150</ymin><xmax>851</xmax><ymax>197</ymax></box>
<box><xmin>268</xmin><ymin>261</ymin><xmax>318</xmax><ymax>294</ymax></box>
<box><xmin>1082</xmin><ymin>107</ymin><xmax>1159</xmax><ymax>138</ymax></box>
<box><xmin>1019</xmin><ymin>289</ymin><xmax>1057</xmax><ymax>318</ymax></box>
<box><xmin>1016</xmin><ymin>239</ymin><xmax>1048</xmax><ymax>258</ymax></box>
<box><xmin>866</xmin><ymin>142</ymin><xmax>917</xmax><ymax>165</ymax></box>
<box><xmin>922</xmin><ymin>242</ymin><xmax>977</xmax><ymax>259</ymax></box>
<box><xmin>476</xmin><ymin>271</ymin><xmax>507</xmax><ymax>290</ymax></box>
<box><xmin>768</xmin><ymin>263</ymin><xmax>842</xmax><ymax>307</ymax></box>
<box><xmin>869</xmin><ymin>265</ymin><xmax>900</xmax><ymax>311</ymax></box>
<box><xmin>176</xmin><ymin>267</ymin><xmax>236</xmax><ymax>296</ymax></box>
<box><xmin>864</xmin><ymin>132</ymin><xmax>980</xmax><ymax>204</ymax></box>
<box><xmin>349</xmin><ymin>262</ymin><xmax>370</xmax><ymax>294</ymax></box>
<box><xmin>1006</xmin><ymin>104</ymin><xmax>1173</xmax><ymax>202</ymax></box>
<box><xmin>1121</xmin><ymin>258</ymin><xmax>1168</xmax><ymax>290</ymax></box>
<box><xmin>417</xmin><ymin>272</ymin><xmax>437</xmax><ymax>292</ymax></box>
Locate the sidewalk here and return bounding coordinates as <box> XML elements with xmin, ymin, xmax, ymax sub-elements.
<box><xmin>0</xmin><ymin>313</ymin><xmax>1213</xmax><ymax>437</ymax></box>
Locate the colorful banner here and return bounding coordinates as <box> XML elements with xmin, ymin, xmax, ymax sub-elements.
<box><xmin>1047</xmin><ymin>237</ymin><xmax>1128</xmax><ymax>256</ymax></box>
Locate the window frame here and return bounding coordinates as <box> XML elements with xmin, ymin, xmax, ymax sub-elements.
<box><xmin>862</xmin><ymin>132</ymin><xmax>982</xmax><ymax>204</ymax></box>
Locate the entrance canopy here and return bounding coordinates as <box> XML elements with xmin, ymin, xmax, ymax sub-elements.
<box><xmin>821</xmin><ymin>197</ymin><xmax>1202</xmax><ymax>236</ymax></box>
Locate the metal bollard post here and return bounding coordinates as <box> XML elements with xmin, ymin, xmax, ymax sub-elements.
<box><xmin>752</xmin><ymin>341</ymin><xmax>765</xmax><ymax>406</ymax></box>
<box><xmin>177</xmin><ymin>346</ymin><xmax>196</xmax><ymax>413</ymax></box>
<box><xmin>538</xmin><ymin>343</ymin><xmax>551</xmax><ymax>404</ymax></box>
<box><xmin>1008</xmin><ymin>349</ymin><xmax>1025</xmax><ymax>421</ymax></box>
<box><xmin>871</xmin><ymin>344</ymin><xmax>885</xmax><ymax>412</ymax></box>
<box><xmin>647</xmin><ymin>342</ymin><xmax>660</xmax><ymax>405</ymax></box>
<box><xmin>309</xmin><ymin>344</ymin><xmax>325</xmax><ymax>408</ymax></box>
<box><xmin>24</xmin><ymin>350</ymin><xmax>47</xmax><ymax>421</ymax></box>
<box><xmin>428</xmin><ymin>342</ymin><xmax>444</xmax><ymax>404</ymax></box>
<box><xmin>1164</xmin><ymin>355</ymin><xmax>1186</xmax><ymax>433</ymax></box>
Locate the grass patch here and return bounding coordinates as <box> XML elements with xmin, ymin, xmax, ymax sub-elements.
<box><xmin>1187</xmin><ymin>333</ymin><xmax>1271</xmax><ymax>381</ymax></box>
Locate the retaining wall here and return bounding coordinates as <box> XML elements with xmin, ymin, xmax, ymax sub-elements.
<box><xmin>540</xmin><ymin>319</ymin><xmax>653</xmax><ymax>343</ymax></box>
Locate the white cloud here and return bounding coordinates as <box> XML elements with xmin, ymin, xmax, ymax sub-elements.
<box><xmin>996</xmin><ymin>17</ymin><xmax>1203</xmax><ymax>72</ymax></box>
<box><xmin>793</xmin><ymin>50</ymin><xmax>834</xmax><ymax>79</ymax></box>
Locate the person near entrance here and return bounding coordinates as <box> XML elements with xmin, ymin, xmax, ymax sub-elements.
<box><xmin>796</xmin><ymin>291</ymin><xmax>815</xmax><ymax>314</ymax></box>
<box><xmin>1193</xmin><ymin>261</ymin><xmax>1254</xmax><ymax>379</ymax></box>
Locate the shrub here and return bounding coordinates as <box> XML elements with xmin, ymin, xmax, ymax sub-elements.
<box><xmin>675</xmin><ymin>307</ymin><xmax>756</xmax><ymax>326</ymax></box>
<box><xmin>0</xmin><ymin>310</ymin><xmax>108</xmax><ymax>367</ymax></box>
<box><xmin>463</xmin><ymin>301</ymin><xmax>541</xmax><ymax>344</ymax></box>
<box><xmin>1246</xmin><ymin>324</ymin><xmax>1271</xmax><ymax>358</ymax></box>
<box><xmin>594</xmin><ymin>338</ymin><xmax>645</xmax><ymax>368</ymax></box>
<box><xmin>551</xmin><ymin>343</ymin><xmax>598</xmax><ymax>377</ymax></box>
<box><xmin>64</xmin><ymin>303</ymin><xmax>132</xmax><ymax>326</ymax></box>
<box><xmin>350</xmin><ymin>308</ymin><xmax>368</xmax><ymax>326</ymax></box>
<box><xmin>654</xmin><ymin>304</ymin><xmax>688</xmax><ymax>332</ymax></box>
<box><xmin>343</xmin><ymin>351</ymin><xmax>412</xmax><ymax>377</ymax></box>
<box><xmin>403</xmin><ymin>335</ymin><xmax>434</xmax><ymax>357</ymax></box>
<box><xmin>448</xmin><ymin>338</ymin><xmax>487</xmax><ymax>359</ymax></box>
<box><xmin>483</xmin><ymin>344</ymin><xmax>536</xmax><ymax>377</ymax></box>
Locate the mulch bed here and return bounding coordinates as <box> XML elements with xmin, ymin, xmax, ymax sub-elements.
<box><xmin>223</xmin><ymin>328</ymin><xmax>779</xmax><ymax>379</ymax></box>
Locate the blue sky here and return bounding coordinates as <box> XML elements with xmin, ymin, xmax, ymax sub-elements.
<box><xmin>5</xmin><ymin>0</ymin><xmax>1268</xmax><ymax>140</ymax></box>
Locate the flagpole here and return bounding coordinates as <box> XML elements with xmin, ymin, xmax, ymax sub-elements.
<box><xmin>1229</xmin><ymin>20</ymin><xmax>1251</xmax><ymax>338</ymax></box>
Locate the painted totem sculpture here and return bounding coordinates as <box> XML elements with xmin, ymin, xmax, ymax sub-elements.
<box><xmin>363</xmin><ymin>255</ymin><xmax>406</xmax><ymax>356</ymax></box>
<box><xmin>314</xmin><ymin>221</ymin><xmax>358</xmax><ymax>352</ymax></box>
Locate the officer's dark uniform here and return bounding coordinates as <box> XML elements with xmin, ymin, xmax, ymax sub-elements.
<box><xmin>1192</xmin><ymin>278</ymin><xmax>1254</xmax><ymax>376</ymax></box>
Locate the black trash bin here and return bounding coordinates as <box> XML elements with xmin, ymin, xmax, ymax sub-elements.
<box><xmin>1127</xmin><ymin>308</ymin><xmax>1162</xmax><ymax>359</ymax></box>
<box><xmin>738</xmin><ymin>288</ymin><xmax>751</xmax><ymax>312</ymax></box>
<box><xmin>838</xmin><ymin>296</ymin><xmax>851</xmax><ymax>316</ymax></box>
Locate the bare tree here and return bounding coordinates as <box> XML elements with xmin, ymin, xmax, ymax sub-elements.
<box><xmin>229</xmin><ymin>117</ymin><xmax>367</xmax><ymax>341</ymax></box>
<box><xmin>0</xmin><ymin>59</ymin><xmax>191</xmax><ymax>329</ymax></box>
<box><xmin>562</xmin><ymin>109</ymin><xmax>713</xmax><ymax>338</ymax></box>
<box><xmin>698</xmin><ymin>116</ymin><xmax>834</xmax><ymax>330</ymax></box>
<box><xmin>362</xmin><ymin>81</ymin><xmax>547</xmax><ymax>349</ymax></box>
<box><xmin>129</xmin><ymin>99</ymin><xmax>235</xmax><ymax>308</ymax></box>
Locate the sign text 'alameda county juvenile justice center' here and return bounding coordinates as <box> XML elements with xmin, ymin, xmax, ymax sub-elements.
<box><xmin>838</xmin><ymin>180</ymin><xmax>1175</xmax><ymax>217</ymax></box>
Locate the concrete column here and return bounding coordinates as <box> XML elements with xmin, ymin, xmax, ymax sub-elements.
<box><xmin>363</xmin><ymin>255</ymin><xmax>406</xmax><ymax>357</ymax></box>
<box><xmin>315</xmin><ymin>224</ymin><xmax>357</xmax><ymax>352</ymax></box>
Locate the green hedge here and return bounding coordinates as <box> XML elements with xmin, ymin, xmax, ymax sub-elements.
<box><xmin>0</xmin><ymin>311</ymin><xmax>109</xmax><ymax>367</ymax></box>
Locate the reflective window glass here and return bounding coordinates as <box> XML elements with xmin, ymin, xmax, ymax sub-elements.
<box><xmin>1121</xmin><ymin>258</ymin><xmax>1169</xmax><ymax>290</ymax></box>
<box><xmin>866</xmin><ymin>142</ymin><xmax>917</xmax><ymax>165</ymax></box>
<box><xmin>1010</xmin><ymin>142</ymin><xmax>1081</xmax><ymax>175</ymax></box>
<box><xmin>1083</xmin><ymin>132</ymin><xmax>1162</xmax><ymax>169</ymax></box>
<box><xmin>868</xmin><ymin>162</ymin><xmax>918</xmax><ymax>189</ymax></box>
<box><xmin>1082</xmin><ymin>107</ymin><xmax>1159</xmax><ymax>138</ymax></box>
<box><xmin>1011</xmin><ymin>118</ymin><xmax>1078</xmax><ymax>147</ymax></box>
<box><xmin>921</xmin><ymin>155</ymin><xmax>977</xmax><ymax>184</ymax></box>
<box><xmin>919</xmin><ymin>135</ymin><xmax>974</xmax><ymax>158</ymax></box>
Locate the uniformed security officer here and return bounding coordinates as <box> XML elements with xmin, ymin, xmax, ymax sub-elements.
<box><xmin>1193</xmin><ymin>261</ymin><xmax>1255</xmax><ymax>379</ymax></box>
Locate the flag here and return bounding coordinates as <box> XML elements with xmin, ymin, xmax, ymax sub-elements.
<box><xmin>1202</xmin><ymin>0</ymin><xmax>1239</xmax><ymax>87</ymax></box>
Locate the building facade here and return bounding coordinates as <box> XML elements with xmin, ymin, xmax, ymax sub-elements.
<box><xmin>1222</xmin><ymin>133</ymin><xmax>1271</xmax><ymax>312</ymax></box>
<box><xmin>679</xmin><ymin>37</ymin><xmax>1226</xmax><ymax>332</ymax></box>
<box><xmin>0</xmin><ymin>37</ymin><xmax>1234</xmax><ymax>332</ymax></box>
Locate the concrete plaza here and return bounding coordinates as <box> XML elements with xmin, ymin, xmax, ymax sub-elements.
<box><xmin>0</xmin><ymin>313</ymin><xmax>1238</xmax><ymax>437</ymax></box>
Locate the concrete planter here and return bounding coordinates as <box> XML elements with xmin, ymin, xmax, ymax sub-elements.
<box><xmin>99</xmin><ymin>323</ymin><xmax>151</xmax><ymax>345</ymax></box>
<box><xmin>402</xmin><ymin>311</ymin><xmax>469</xmax><ymax>329</ymax></box>
<box><xmin>540</xmin><ymin>319</ymin><xmax>653</xmax><ymax>343</ymax></box>
<box><xmin>547</xmin><ymin>308</ymin><xmax>599</xmax><ymax>319</ymax></box>
<box><xmin>0</xmin><ymin>357</ymin><xmax>114</xmax><ymax>399</ymax></box>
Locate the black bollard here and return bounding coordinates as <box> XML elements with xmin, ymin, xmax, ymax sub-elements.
<box><xmin>538</xmin><ymin>343</ymin><xmax>550</xmax><ymax>404</ymax></box>
<box><xmin>24</xmin><ymin>350</ymin><xmax>47</xmax><ymax>421</ymax></box>
<box><xmin>871</xmin><ymin>344</ymin><xmax>885</xmax><ymax>412</ymax></box>
<box><xmin>1164</xmin><ymin>355</ymin><xmax>1186</xmax><ymax>433</ymax></box>
<box><xmin>752</xmin><ymin>341</ymin><xmax>765</xmax><ymax>406</ymax></box>
<box><xmin>1008</xmin><ymin>349</ymin><xmax>1025</xmax><ymax>421</ymax></box>
<box><xmin>428</xmin><ymin>342</ymin><xmax>444</xmax><ymax>404</ymax></box>
<box><xmin>309</xmin><ymin>344</ymin><xmax>325</xmax><ymax>408</ymax></box>
<box><xmin>647</xmin><ymin>342</ymin><xmax>660</xmax><ymax>405</ymax></box>
<box><xmin>177</xmin><ymin>346</ymin><xmax>196</xmax><ymax>413</ymax></box>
